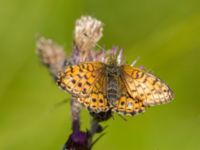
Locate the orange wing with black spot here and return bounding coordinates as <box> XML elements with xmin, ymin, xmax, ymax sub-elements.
<box><xmin>112</xmin><ymin>78</ymin><xmax>146</xmax><ymax>116</ymax></box>
<box><xmin>57</xmin><ymin>62</ymin><xmax>104</xmax><ymax>97</ymax></box>
<box><xmin>77</xmin><ymin>75</ymin><xmax>110</xmax><ymax>113</ymax></box>
<box><xmin>121</xmin><ymin>65</ymin><xmax>173</xmax><ymax>107</ymax></box>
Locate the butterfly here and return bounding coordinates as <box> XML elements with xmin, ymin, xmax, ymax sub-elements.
<box><xmin>57</xmin><ymin>54</ymin><xmax>173</xmax><ymax>116</ymax></box>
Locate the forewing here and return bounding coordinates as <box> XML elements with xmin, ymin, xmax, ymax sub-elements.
<box><xmin>112</xmin><ymin>77</ymin><xmax>146</xmax><ymax>116</ymax></box>
<box><xmin>77</xmin><ymin>75</ymin><xmax>110</xmax><ymax>113</ymax></box>
<box><xmin>121</xmin><ymin>65</ymin><xmax>173</xmax><ymax>107</ymax></box>
<box><xmin>57</xmin><ymin>62</ymin><xmax>104</xmax><ymax>97</ymax></box>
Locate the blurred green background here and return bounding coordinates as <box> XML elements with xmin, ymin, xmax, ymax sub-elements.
<box><xmin>0</xmin><ymin>0</ymin><xmax>200</xmax><ymax>150</ymax></box>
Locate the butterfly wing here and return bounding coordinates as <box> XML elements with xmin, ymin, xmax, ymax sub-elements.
<box><xmin>121</xmin><ymin>65</ymin><xmax>173</xmax><ymax>107</ymax></box>
<box><xmin>112</xmin><ymin>77</ymin><xmax>146</xmax><ymax>116</ymax></box>
<box><xmin>57</xmin><ymin>62</ymin><xmax>104</xmax><ymax>97</ymax></box>
<box><xmin>77</xmin><ymin>74</ymin><xmax>110</xmax><ymax>113</ymax></box>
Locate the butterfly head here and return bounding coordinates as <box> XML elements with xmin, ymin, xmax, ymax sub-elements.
<box><xmin>105</xmin><ymin>47</ymin><xmax>125</xmax><ymax>66</ymax></box>
<box><xmin>107</xmin><ymin>55</ymin><xmax>118</xmax><ymax>65</ymax></box>
<box><xmin>105</xmin><ymin>58</ymin><xmax>121</xmax><ymax>77</ymax></box>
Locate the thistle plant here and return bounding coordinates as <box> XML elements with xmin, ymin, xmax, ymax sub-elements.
<box><xmin>36</xmin><ymin>16</ymin><xmax>115</xmax><ymax>150</ymax></box>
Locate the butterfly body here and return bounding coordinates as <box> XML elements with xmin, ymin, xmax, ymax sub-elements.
<box><xmin>105</xmin><ymin>63</ymin><xmax>121</xmax><ymax>106</ymax></box>
<box><xmin>57</xmin><ymin>57</ymin><xmax>173</xmax><ymax>116</ymax></box>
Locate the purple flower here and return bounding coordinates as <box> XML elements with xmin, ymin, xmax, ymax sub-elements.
<box><xmin>63</xmin><ymin>131</ymin><xmax>90</xmax><ymax>150</ymax></box>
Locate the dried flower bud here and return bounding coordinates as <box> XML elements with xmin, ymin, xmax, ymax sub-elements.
<box><xmin>74</xmin><ymin>16</ymin><xmax>103</xmax><ymax>52</ymax></box>
<box><xmin>36</xmin><ymin>37</ymin><xmax>66</xmax><ymax>78</ymax></box>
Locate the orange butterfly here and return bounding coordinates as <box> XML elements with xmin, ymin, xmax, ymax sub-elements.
<box><xmin>57</xmin><ymin>53</ymin><xmax>173</xmax><ymax>116</ymax></box>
